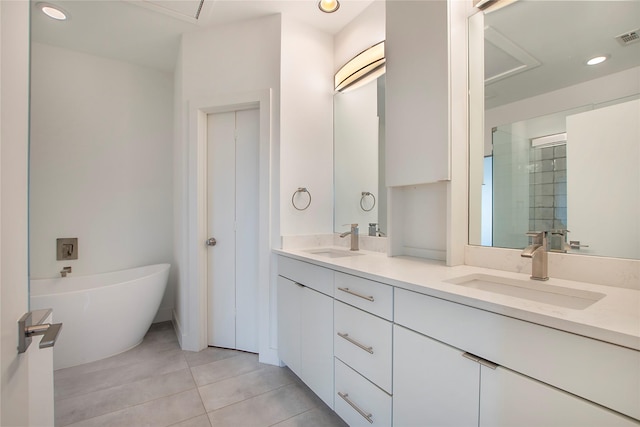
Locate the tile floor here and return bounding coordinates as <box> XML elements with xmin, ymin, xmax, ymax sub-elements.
<box><xmin>54</xmin><ymin>322</ymin><xmax>348</xmax><ymax>427</ymax></box>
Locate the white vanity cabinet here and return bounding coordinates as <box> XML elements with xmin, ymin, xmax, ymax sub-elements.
<box><xmin>393</xmin><ymin>324</ymin><xmax>480</xmax><ymax>427</ymax></box>
<box><xmin>333</xmin><ymin>274</ymin><xmax>394</xmax><ymax>425</ymax></box>
<box><xmin>394</xmin><ymin>287</ymin><xmax>640</xmax><ymax>427</ymax></box>
<box><xmin>277</xmin><ymin>259</ymin><xmax>334</xmax><ymax>409</ymax></box>
<box><xmin>480</xmin><ymin>364</ymin><xmax>639</xmax><ymax>427</ymax></box>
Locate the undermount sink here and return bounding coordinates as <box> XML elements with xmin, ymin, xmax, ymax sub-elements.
<box><xmin>303</xmin><ymin>248</ymin><xmax>364</xmax><ymax>258</ymax></box>
<box><xmin>445</xmin><ymin>274</ymin><xmax>605</xmax><ymax>310</ymax></box>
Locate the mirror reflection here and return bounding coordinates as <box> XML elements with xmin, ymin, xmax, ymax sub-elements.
<box><xmin>469</xmin><ymin>0</ymin><xmax>640</xmax><ymax>259</ymax></box>
<box><xmin>334</xmin><ymin>76</ymin><xmax>386</xmax><ymax>236</ymax></box>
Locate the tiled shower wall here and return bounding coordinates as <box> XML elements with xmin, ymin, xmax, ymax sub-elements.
<box><xmin>529</xmin><ymin>144</ymin><xmax>567</xmax><ymax>232</ymax></box>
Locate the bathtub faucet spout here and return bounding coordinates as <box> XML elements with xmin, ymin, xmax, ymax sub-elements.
<box><xmin>60</xmin><ymin>266</ymin><xmax>72</xmax><ymax>278</ymax></box>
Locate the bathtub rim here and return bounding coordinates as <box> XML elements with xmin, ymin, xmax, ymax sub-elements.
<box><xmin>30</xmin><ymin>263</ymin><xmax>170</xmax><ymax>297</ymax></box>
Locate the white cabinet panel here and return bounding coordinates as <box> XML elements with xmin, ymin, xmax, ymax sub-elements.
<box><xmin>278</xmin><ymin>256</ymin><xmax>334</xmax><ymax>295</ymax></box>
<box><xmin>334</xmin><ymin>301</ymin><xmax>392</xmax><ymax>393</ymax></box>
<box><xmin>334</xmin><ymin>272</ymin><xmax>393</xmax><ymax>320</ymax></box>
<box><xmin>480</xmin><ymin>365</ymin><xmax>640</xmax><ymax>427</ymax></box>
<box><xmin>393</xmin><ymin>325</ymin><xmax>480</xmax><ymax>427</ymax></box>
<box><xmin>277</xmin><ymin>276</ymin><xmax>301</xmax><ymax>376</ymax></box>
<box><xmin>335</xmin><ymin>358</ymin><xmax>392</xmax><ymax>427</ymax></box>
<box><xmin>386</xmin><ymin>0</ymin><xmax>449</xmax><ymax>186</ymax></box>
<box><xmin>277</xmin><ymin>259</ymin><xmax>334</xmax><ymax>410</ymax></box>
<box><xmin>301</xmin><ymin>286</ymin><xmax>335</xmax><ymax>409</ymax></box>
<box><xmin>394</xmin><ymin>287</ymin><xmax>640</xmax><ymax>420</ymax></box>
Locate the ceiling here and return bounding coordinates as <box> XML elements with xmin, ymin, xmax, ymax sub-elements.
<box><xmin>31</xmin><ymin>0</ymin><xmax>640</xmax><ymax>107</ymax></box>
<box><xmin>484</xmin><ymin>0</ymin><xmax>640</xmax><ymax>108</ymax></box>
<box><xmin>30</xmin><ymin>0</ymin><xmax>375</xmax><ymax>72</ymax></box>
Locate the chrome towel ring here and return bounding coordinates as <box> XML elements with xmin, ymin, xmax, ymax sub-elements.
<box><xmin>292</xmin><ymin>187</ymin><xmax>312</xmax><ymax>211</ymax></box>
<box><xmin>360</xmin><ymin>191</ymin><xmax>376</xmax><ymax>212</ymax></box>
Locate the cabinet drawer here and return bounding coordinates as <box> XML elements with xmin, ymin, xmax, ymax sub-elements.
<box><xmin>278</xmin><ymin>256</ymin><xmax>333</xmax><ymax>296</ymax></box>
<box><xmin>395</xmin><ymin>287</ymin><xmax>640</xmax><ymax>421</ymax></box>
<box><xmin>335</xmin><ymin>358</ymin><xmax>392</xmax><ymax>427</ymax></box>
<box><xmin>334</xmin><ymin>301</ymin><xmax>392</xmax><ymax>393</ymax></box>
<box><xmin>334</xmin><ymin>272</ymin><xmax>393</xmax><ymax>320</ymax></box>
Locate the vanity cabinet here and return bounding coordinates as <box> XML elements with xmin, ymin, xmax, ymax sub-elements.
<box><xmin>276</xmin><ymin>254</ymin><xmax>640</xmax><ymax>426</ymax></box>
<box><xmin>394</xmin><ymin>287</ymin><xmax>640</xmax><ymax>426</ymax></box>
<box><xmin>333</xmin><ymin>274</ymin><xmax>394</xmax><ymax>425</ymax></box>
<box><xmin>277</xmin><ymin>259</ymin><xmax>334</xmax><ymax>409</ymax></box>
<box><xmin>393</xmin><ymin>324</ymin><xmax>479</xmax><ymax>427</ymax></box>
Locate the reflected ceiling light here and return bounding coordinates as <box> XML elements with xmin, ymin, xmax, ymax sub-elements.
<box><xmin>318</xmin><ymin>0</ymin><xmax>340</xmax><ymax>13</ymax></box>
<box><xmin>531</xmin><ymin>132</ymin><xmax>566</xmax><ymax>148</ymax></box>
<box><xmin>335</xmin><ymin>41</ymin><xmax>385</xmax><ymax>92</ymax></box>
<box><xmin>37</xmin><ymin>2</ymin><xmax>68</xmax><ymax>20</ymax></box>
<box><xmin>586</xmin><ymin>55</ymin><xmax>608</xmax><ymax>66</ymax></box>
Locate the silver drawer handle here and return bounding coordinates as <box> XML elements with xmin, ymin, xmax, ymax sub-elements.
<box><xmin>337</xmin><ymin>287</ymin><xmax>374</xmax><ymax>302</ymax></box>
<box><xmin>337</xmin><ymin>332</ymin><xmax>374</xmax><ymax>354</ymax></box>
<box><xmin>338</xmin><ymin>392</ymin><xmax>373</xmax><ymax>424</ymax></box>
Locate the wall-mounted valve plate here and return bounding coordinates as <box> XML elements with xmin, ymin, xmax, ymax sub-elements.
<box><xmin>57</xmin><ymin>238</ymin><xmax>78</xmax><ymax>260</ymax></box>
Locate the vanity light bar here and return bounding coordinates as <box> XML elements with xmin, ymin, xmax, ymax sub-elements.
<box><xmin>335</xmin><ymin>41</ymin><xmax>385</xmax><ymax>92</ymax></box>
<box><xmin>531</xmin><ymin>132</ymin><xmax>567</xmax><ymax>148</ymax></box>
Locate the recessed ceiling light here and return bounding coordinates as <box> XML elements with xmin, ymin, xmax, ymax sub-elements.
<box><xmin>36</xmin><ymin>2</ymin><xmax>68</xmax><ymax>20</ymax></box>
<box><xmin>586</xmin><ymin>55</ymin><xmax>608</xmax><ymax>66</ymax></box>
<box><xmin>318</xmin><ymin>0</ymin><xmax>340</xmax><ymax>13</ymax></box>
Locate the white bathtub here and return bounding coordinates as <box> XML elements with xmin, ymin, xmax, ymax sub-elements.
<box><xmin>30</xmin><ymin>263</ymin><xmax>170</xmax><ymax>370</ymax></box>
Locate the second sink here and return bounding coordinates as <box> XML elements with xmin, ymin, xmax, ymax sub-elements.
<box><xmin>304</xmin><ymin>248</ymin><xmax>364</xmax><ymax>259</ymax></box>
<box><xmin>445</xmin><ymin>274</ymin><xmax>605</xmax><ymax>310</ymax></box>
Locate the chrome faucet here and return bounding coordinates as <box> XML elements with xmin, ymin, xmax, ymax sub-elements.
<box><xmin>60</xmin><ymin>266</ymin><xmax>72</xmax><ymax>278</ymax></box>
<box><xmin>521</xmin><ymin>231</ymin><xmax>548</xmax><ymax>281</ymax></box>
<box><xmin>340</xmin><ymin>224</ymin><xmax>359</xmax><ymax>251</ymax></box>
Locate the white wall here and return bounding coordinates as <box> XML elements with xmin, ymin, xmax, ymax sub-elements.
<box><xmin>175</xmin><ymin>15</ymin><xmax>282</xmax><ymax>352</ymax></box>
<box><xmin>29</xmin><ymin>43</ymin><xmax>175</xmax><ymax>321</ymax></box>
<box><xmin>334</xmin><ymin>0</ymin><xmax>385</xmax><ymax>73</ymax></box>
<box><xmin>280</xmin><ymin>17</ymin><xmax>334</xmax><ymax>236</ymax></box>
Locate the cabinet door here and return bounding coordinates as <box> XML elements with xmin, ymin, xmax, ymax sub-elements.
<box><xmin>300</xmin><ymin>287</ymin><xmax>334</xmax><ymax>409</ymax></box>
<box><xmin>393</xmin><ymin>325</ymin><xmax>480</xmax><ymax>427</ymax></box>
<box><xmin>480</xmin><ymin>366</ymin><xmax>639</xmax><ymax>427</ymax></box>
<box><xmin>277</xmin><ymin>276</ymin><xmax>301</xmax><ymax>376</ymax></box>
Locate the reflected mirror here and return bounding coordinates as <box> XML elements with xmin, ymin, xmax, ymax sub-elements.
<box><xmin>334</xmin><ymin>76</ymin><xmax>386</xmax><ymax>236</ymax></box>
<box><xmin>469</xmin><ymin>0</ymin><xmax>640</xmax><ymax>259</ymax></box>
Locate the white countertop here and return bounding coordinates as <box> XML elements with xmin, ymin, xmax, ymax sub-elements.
<box><xmin>274</xmin><ymin>247</ymin><xmax>640</xmax><ymax>351</ymax></box>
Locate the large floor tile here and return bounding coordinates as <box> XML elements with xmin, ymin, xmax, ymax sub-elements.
<box><xmin>184</xmin><ymin>346</ymin><xmax>240</xmax><ymax>368</ymax></box>
<box><xmin>206</xmin><ymin>383</ymin><xmax>321</xmax><ymax>427</ymax></box>
<box><xmin>272</xmin><ymin>407</ymin><xmax>348</xmax><ymax>427</ymax></box>
<box><xmin>54</xmin><ymin>324</ymin><xmax>179</xmax><ymax>381</ymax></box>
<box><xmin>56</xmin><ymin>368</ymin><xmax>196</xmax><ymax>426</ymax></box>
<box><xmin>55</xmin><ymin>349</ymin><xmax>188</xmax><ymax>401</ymax></box>
<box><xmin>198</xmin><ymin>365</ymin><xmax>296</xmax><ymax>412</ymax></box>
<box><xmin>169</xmin><ymin>414</ymin><xmax>212</xmax><ymax>427</ymax></box>
<box><xmin>190</xmin><ymin>351</ymin><xmax>261</xmax><ymax>387</ymax></box>
<box><xmin>65</xmin><ymin>389</ymin><xmax>205</xmax><ymax>427</ymax></box>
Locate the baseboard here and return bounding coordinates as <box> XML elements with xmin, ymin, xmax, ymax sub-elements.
<box><xmin>172</xmin><ymin>309</ymin><xmax>184</xmax><ymax>349</ymax></box>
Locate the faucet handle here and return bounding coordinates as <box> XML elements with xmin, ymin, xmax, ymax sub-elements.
<box><xmin>526</xmin><ymin>231</ymin><xmax>548</xmax><ymax>246</ymax></box>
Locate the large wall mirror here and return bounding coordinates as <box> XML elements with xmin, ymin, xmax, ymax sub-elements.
<box><xmin>469</xmin><ymin>0</ymin><xmax>640</xmax><ymax>260</ymax></box>
<box><xmin>334</xmin><ymin>76</ymin><xmax>386</xmax><ymax>236</ymax></box>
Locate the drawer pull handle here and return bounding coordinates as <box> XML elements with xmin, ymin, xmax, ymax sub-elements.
<box><xmin>338</xmin><ymin>287</ymin><xmax>374</xmax><ymax>302</ymax></box>
<box><xmin>337</xmin><ymin>332</ymin><xmax>374</xmax><ymax>354</ymax></box>
<box><xmin>338</xmin><ymin>392</ymin><xmax>373</xmax><ymax>424</ymax></box>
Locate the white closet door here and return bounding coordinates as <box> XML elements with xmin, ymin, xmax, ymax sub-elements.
<box><xmin>234</xmin><ymin>108</ymin><xmax>259</xmax><ymax>352</ymax></box>
<box><xmin>207</xmin><ymin>108</ymin><xmax>259</xmax><ymax>352</ymax></box>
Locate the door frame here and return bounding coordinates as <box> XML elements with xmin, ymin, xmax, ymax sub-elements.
<box><xmin>187</xmin><ymin>89</ymin><xmax>278</xmax><ymax>364</ymax></box>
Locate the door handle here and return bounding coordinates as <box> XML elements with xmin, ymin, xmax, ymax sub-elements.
<box><xmin>206</xmin><ymin>237</ymin><xmax>217</xmax><ymax>247</ymax></box>
<box><xmin>18</xmin><ymin>310</ymin><xmax>63</xmax><ymax>354</ymax></box>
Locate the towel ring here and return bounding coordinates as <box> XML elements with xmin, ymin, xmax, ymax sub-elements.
<box><xmin>292</xmin><ymin>187</ymin><xmax>312</xmax><ymax>211</ymax></box>
<box><xmin>360</xmin><ymin>191</ymin><xmax>376</xmax><ymax>212</ymax></box>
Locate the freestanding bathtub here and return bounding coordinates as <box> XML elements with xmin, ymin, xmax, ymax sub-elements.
<box><xmin>30</xmin><ymin>263</ymin><xmax>170</xmax><ymax>370</ymax></box>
